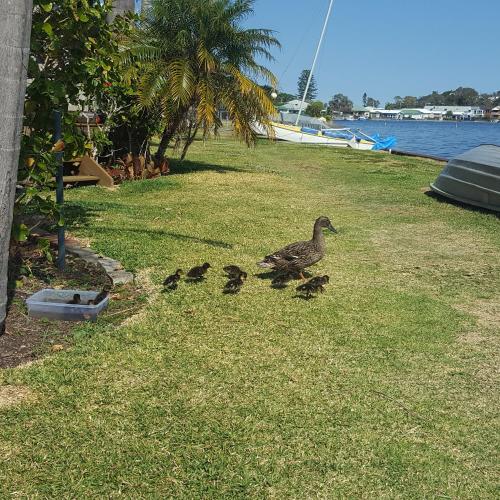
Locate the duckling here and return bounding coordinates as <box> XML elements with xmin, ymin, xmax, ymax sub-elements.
<box><xmin>223</xmin><ymin>265</ymin><xmax>247</xmax><ymax>280</ymax></box>
<box><xmin>271</xmin><ymin>272</ymin><xmax>294</xmax><ymax>289</ymax></box>
<box><xmin>163</xmin><ymin>269</ymin><xmax>184</xmax><ymax>289</ymax></box>
<box><xmin>296</xmin><ymin>275</ymin><xmax>330</xmax><ymax>298</ymax></box>
<box><xmin>305</xmin><ymin>275</ymin><xmax>330</xmax><ymax>289</ymax></box>
<box><xmin>88</xmin><ymin>288</ymin><xmax>110</xmax><ymax>305</ymax></box>
<box><xmin>223</xmin><ymin>276</ymin><xmax>244</xmax><ymax>294</ymax></box>
<box><xmin>186</xmin><ymin>262</ymin><xmax>211</xmax><ymax>280</ymax></box>
<box><xmin>67</xmin><ymin>293</ymin><xmax>81</xmax><ymax>305</ymax></box>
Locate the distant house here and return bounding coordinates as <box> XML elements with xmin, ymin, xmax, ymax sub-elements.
<box><xmin>369</xmin><ymin>108</ymin><xmax>400</xmax><ymax>120</ymax></box>
<box><xmin>352</xmin><ymin>106</ymin><xmax>372</xmax><ymax>118</ymax></box>
<box><xmin>277</xmin><ymin>99</ymin><xmax>310</xmax><ymax>114</ymax></box>
<box><xmin>491</xmin><ymin>106</ymin><xmax>500</xmax><ymax>120</ymax></box>
<box><xmin>424</xmin><ymin>105</ymin><xmax>484</xmax><ymax>120</ymax></box>
<box><xmin>398</xmin><ymin>109</ymin><xmax>428</xmax><ymax>120</ymax></box>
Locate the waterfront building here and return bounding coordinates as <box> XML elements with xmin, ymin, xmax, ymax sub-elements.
<box><xmin>424</xmin><ymin>105</ymin><xmax>484</xmax><ymax>120</ymax></box>
<box><xmin>490</xmin><ymin>106</ymin><xmax>500</xmax><ymax>120</ymax></box>
<box><xmin>277</xmin><ymin>100</ymin><xmax>311</xmax><ymax>114</ymax></box>
<box><xmin>369</xmin><ymin>109</ymin><xmax>401</xmax><ymax>120</ymax></box>
<box><xmin>352</xmin><ymin>106</ymin><xmax>373</xmax><ymax>119</ymax></box>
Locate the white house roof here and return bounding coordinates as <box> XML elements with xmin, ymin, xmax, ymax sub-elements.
<box><xmin>279</xmin><ymin>99</ymin><xmax>310</xmax><ymax>111</ymax></box>
<box><xmin>371</xmin><ymin>108</ymin><xmax>401</xmax><ymax>114</ymax></box>
<box><xmin>424</xmin><ymin>105</ymin><xmax>481</xmax><ymax>112</ymax></box>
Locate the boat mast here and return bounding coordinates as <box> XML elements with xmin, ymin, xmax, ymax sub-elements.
<box><xmin>295</xmin><ymin>0</ymin><xmax>335</xmax><ymax>126</ymax></box>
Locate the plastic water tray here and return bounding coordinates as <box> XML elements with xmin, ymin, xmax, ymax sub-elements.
<box><xmin>26</xmin><ymin>289</ymin><xmax>109</xmax><ymax>322</ymax></box>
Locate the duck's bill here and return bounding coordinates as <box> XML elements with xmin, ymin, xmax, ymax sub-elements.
<box><xmin>328</xmin><ymin>224</ymin><xmax>337</xmax><ymax>233</ymax></box>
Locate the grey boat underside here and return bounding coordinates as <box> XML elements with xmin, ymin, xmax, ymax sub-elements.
<box><xmin>430</xmin><ymin>144</ymin><xmax>500</xmax><ymax>212</ymax></box>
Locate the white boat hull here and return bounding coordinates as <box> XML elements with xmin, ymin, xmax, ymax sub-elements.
<box><xmin>255</xmin><ymin>122</ymin><xmax>376</xmax><ymax>150</ymax></box>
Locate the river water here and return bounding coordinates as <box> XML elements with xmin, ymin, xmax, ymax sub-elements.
<box><xmin>335</xmin><ymin>119</ymin><xmax>500</xmax><ymax>159</ymax></box>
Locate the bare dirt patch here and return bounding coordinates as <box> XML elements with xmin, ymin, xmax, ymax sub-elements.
<box><xmin>0</xmin><ymin>385</ymin><xmax>34</xmax><ymax>409</ymax></box>
<box><xmin>456</xmin><ymin>298</ymin><xmax>500</xmax><ymax>329</ymax></box>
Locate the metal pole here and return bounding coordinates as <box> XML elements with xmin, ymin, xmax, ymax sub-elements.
<box><xmin>53</xmin><ymin>110</ymin><xmax>65</xmax><ymax>271</ymax></box>
<box><xmin>295</xmin><ymin>0</ymin><xmax>335</xmax><ymax>126</ymax></box>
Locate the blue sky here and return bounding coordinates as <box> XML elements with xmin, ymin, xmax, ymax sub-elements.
<box><xmin>244</xmin><ymin>0</ymin><xmax>500</xmax><ymax>105</ymax></box>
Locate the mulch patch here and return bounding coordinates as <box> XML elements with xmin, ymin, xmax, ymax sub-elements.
<box><xmin>1</xmin><ymin>242</ymin><xmax>142</xmax><ymax>369</ymax></box>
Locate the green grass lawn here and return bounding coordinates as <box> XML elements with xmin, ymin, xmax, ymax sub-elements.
<box><xmin>1</xmin><ymin>137</ymin><xmax>499</xmax><ymax>498</ymax></box>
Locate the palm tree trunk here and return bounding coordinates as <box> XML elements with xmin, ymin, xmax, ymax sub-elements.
<box><xmin>154</xmin><ymin>113</ymin><xmax>185</xmax><ymax>167</ymax></box>
<box><xmin>180</xmin><ymin>122</ymin><xmax>199</xmax><ymax>161</ymax></box>
<box><xmin>0</xmin><ymin>0</ymin><xmax>33</xmax><ymax>333</ymax></box>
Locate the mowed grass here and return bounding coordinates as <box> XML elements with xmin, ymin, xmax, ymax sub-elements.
<box><xmin>1</xmin><ymin>137</ymin><xmax>499</xmax><ymax>498</ymax></box>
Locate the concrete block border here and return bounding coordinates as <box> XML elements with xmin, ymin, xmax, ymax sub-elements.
<box><xmin>33</xmin><ymin>231</ymin><xmax>135</xmax><ymax>286</ymax></box>
<box><xmin>66</xmin><ymin>245</ymin><xmax>135</xmax><ymax>286</ymax></box>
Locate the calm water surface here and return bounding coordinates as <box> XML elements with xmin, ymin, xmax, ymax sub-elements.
<box><xmin>336</xmin><ymin>120</ymin><xmax>500</xmax><ymax>159</ymax></box>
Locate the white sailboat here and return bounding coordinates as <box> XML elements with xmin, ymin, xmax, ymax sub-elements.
<box><xmin>253</xmin><ymin>121</ymin><xmax>383</xmax><ymax>150</ymax></box>
<box><xmin>256</xmin><ymin>0</ymin><xmax>396</xmax><ymax>151</ymax></box>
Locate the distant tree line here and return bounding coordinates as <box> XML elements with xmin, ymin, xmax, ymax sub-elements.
<box><xmin>267</xmin><ymin>71</ymin><xmax>500</xmax><ymax>118</ymax></box>
<box><xmin>385</xmin><ymin>88</ymin><xmax>500</xmax><ymax>110</ymax></box>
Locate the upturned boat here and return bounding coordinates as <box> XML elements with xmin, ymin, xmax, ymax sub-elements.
<box><xmin>430</xmin><ymin>144</ymin><xmax>500</xmax><ymax>212</ymax></box>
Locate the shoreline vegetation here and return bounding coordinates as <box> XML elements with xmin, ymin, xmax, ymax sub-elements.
<box><xmin>1</xmin><ymin>138</ymin><xmax>498</xmax><ymax>498</ymax></box>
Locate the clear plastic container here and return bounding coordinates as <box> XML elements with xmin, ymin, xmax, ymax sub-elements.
<box><xmin>26</xmin><ymin>289</ymin><xmax>109</xmax><ymax>321</ymax></box>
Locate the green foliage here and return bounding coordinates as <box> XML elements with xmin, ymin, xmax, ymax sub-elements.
<box><xmin>11</xmin><ymin>223</ymin><xmax>29</xmax><ymax>243</ymax></box>
<box><xmin>386</xmin><ymin>95</ymin><xmax>417</xmax><ymax>109</ymax></box>
<box><xmin>274</xmin><ymin>92</ymin><xmax>296</xmax><ymax>106</ymax></box>
<box><xmin>94</xmin><ymin>62</ymin><xmax>162</xmax><ymax>158</ymax></box>
<box><xmin>14</xmin><ymin>0</ymin><xmax>135</xmax><ymax>239</ymax></box>
<box><xmin>297</xmin><ymin>69</ymin><xmax>318</xmax><ymax>101</ymax></box>
<box><xmin>365</xmin><ymin>96</ymin><xmax>380</xmax><ymax>108</ymax></box>
<box><xmin>37</xmin><ymin>237</ymin><xmax>54</xmax><ymax>263</ymax></box>
<box><xmin>328</xmin><ymin>94</ymin><xmax>353</xmax><ymax>114</ymax></box>
<box><xmin>305</xmin><ymin>101</ymin><xmax>325</xmax><ymax>117</ymax></box>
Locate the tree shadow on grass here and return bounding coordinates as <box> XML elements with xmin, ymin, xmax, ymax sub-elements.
<box><xmin>64</xmin><ymin>200</ymin><xmax>232</xmax><ymax>250</ymax></box>
<box><xmin>169</xmin><ymin>158</ymin><xmax>252</xmax><ymax>176</ymax></box>
<box><xmin>424</xmin><ymin>190</ymin><xmax>500</xmax><ymax>219</ymax></box>
<box><xmin>93</xmin><ymin>226</ymin><xmax>233</xmax><ymax>249</ymax></box>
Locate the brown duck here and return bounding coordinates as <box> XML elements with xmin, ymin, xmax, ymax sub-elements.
<box><xmin>257</xmin><ymin>216</ymin><xmax>337</xmax><ymax>277</ymax></box>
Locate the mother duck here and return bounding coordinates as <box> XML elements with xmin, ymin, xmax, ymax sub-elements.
<box><xmin>257</xmin><ymin>216</ymin><xmax>337</xmax><ymax>277</ymax></box>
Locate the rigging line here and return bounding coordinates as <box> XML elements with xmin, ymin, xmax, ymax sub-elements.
<box><xmin>296</xmin><ymin>0</ymin><xmax>335</xmax><ymax>125</ymax></box>
<box><xmin>277</xmin><ymin>13</ymin><xmax>317</xmax><ymax>86</ymax></box>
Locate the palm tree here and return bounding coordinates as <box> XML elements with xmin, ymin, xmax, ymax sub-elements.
<box><xmin>127</xmin><ymin>0</ymin><xmax>280</xmax><ymax>165</ymax></box>
<box><xmin>0</xmin><ymin>0</ymin><xmax>33</xmax><ymax>332</ymax></box>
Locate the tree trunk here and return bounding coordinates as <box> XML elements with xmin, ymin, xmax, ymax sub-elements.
<box><xmin>154</xmin><ymin>114</ymin><xmax>184</xmax><ymax>167</ymax></box>
<box><xmin>180</xmin><ymin>122</ymin><xmax>199</xmax><ymax>161</ymax></box>
<box><xmin>0</xmin><ymin>0</ymin><xmax>33</xmax><ymax>333</ymax></box>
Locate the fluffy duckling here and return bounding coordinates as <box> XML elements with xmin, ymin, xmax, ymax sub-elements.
<box><xmin>223</xmin><ymin>265</ymin><xmax>247</xmax><ymax>280</ymax></box>
<box><xmin>88</xmin><ymin>288</ymin><xmax>110</xmax><ymax>305</ymax></box>
<box><xmin>223</xmin><ymin>276</ymin><xmax>245</xmax><ymax>294</ymax></box>
<box><xmin>306</xmin><ymin>275</ymin><xmax>330</xmax><ymax>289</ymax></box>
<box><xmin>271</xmin><ymin>272</ymin><xmax>294</xmax><ymax>289</ymax></box>
<box><xmin>186</xmin><ymin>262</ymin><xmax>211</xmax><ymax>280</ymax></box>
<box><xmin>163</xmin><ymin>269</ymin><xmax>183</xmax><ymax>289</ymax></box>
<box><xmin>296</xmin><ymin>275</ymin><xmax>330</xmax><ymax>298</ymax></box>
<box><xmin>67</xmin><ymin>293</ymin><xmax>81</xmax><ymax>305</ymax></box>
